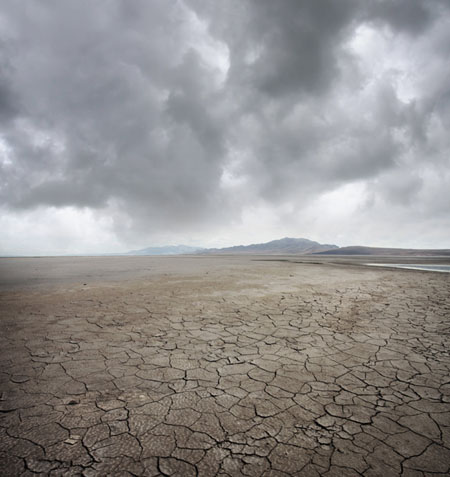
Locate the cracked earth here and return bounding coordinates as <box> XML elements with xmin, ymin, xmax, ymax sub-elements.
<box><xmin>1</xmin><ymin>256</ymin><xmax>450</xmax><ymax>476</ymax></box>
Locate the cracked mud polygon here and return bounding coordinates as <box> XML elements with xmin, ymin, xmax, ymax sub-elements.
<box><xmin>1</xmin><ymin>256</ymin><xmax>450</xmax><ymax>476</ymax></box>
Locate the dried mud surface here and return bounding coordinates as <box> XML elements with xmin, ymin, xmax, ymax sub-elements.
<box><xmin>1</xmin><ymin>256</ymin><xmax>450</xmax><ymax>476</ymax></box>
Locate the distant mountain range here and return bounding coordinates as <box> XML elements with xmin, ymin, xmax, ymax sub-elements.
<box><xmin>315</xmin><ymin>246</ymin><xmax>450</xmax><ymax>256</ymax></box>
<box><xmin>126</xmin><ymin>238</ymin><xmax>336</xmax><ymax>255</ymax></box>
<box><xmin>126</xmin><ymin>238</ymin><xmax>450</xmax><ymax>256</ymax></box>
<box><xmin>199</xmin><ymin>237</ymin><xmax>337</xmax><ymax>255</ymax></box>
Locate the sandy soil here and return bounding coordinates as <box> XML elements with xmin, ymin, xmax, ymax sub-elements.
<box><xmin>1</xmin><ymin>255</ymin><xmax>450</xmax><ymax>476</ymax></box>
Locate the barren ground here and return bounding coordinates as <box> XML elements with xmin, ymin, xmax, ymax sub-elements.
<box><xmin>1</xmin><ymin>255</ymin><xmax>450</xmax><ymax>476</ymax></box>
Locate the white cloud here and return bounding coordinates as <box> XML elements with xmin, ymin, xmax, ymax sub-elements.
<box><xmin>0</xmin><ymin>207</ymin><xmax>120</xmax><ymax>256</ymax></box>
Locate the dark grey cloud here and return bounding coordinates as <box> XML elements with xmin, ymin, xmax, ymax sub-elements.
<box><xmin>367</xmin><ymin>0</ymin><xmax>433</xmax><ymax>34</ymax></box>
<box><xmin>190</xmin><ymin>0</ymin><xmax>359</xmax><ymax>97</ymax></box>
<box><xmin>187</xmin><ymin>0</ymin><xmax>450</xmax><ymax>208</ymax></box>
<box><xmin>0</xmin><ymin>0</ymin><xmax>449</xmax><ymax>250</ymax></box>
<box><xmin>0</xmin><ymin>0</ymin><xmax>231</xmax><ymax>229</ymax></box>
<box><xmin>365</xmin><ymin>0</ymin><xmax>450</xmax><ymax>35</ymax></box>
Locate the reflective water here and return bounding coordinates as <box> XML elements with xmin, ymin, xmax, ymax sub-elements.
<box><xmin>367</xmin><ymin>263</ymin><xmax>450</xmax><ymax>273</ymax></box>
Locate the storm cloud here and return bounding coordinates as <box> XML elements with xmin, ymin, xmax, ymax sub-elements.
<box><xmin>1</xmin><ymin>0</ymin><xmax>449</xmax><ymax>253</ymax></box>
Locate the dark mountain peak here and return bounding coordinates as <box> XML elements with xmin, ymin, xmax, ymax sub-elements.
<box><xmin>200</xmin><ymin>238</ymin><xmax>338</xmax><ymax>255</ymax></box>
<box><xmin>270</xmin><ymin>237</ymin><xmax>314</xmax><ymax>244</ymax></box>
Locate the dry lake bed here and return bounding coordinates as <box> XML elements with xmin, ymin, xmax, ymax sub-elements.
<box><xmin>1</xmin><ymin>255</ymin><xmax>450</xmax><ymax>476</ymax></box>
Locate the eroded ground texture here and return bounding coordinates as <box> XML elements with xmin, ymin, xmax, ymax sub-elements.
<box><xmin>1</xmin><ymin>256</ymin><xmax>450</xmax><ymax>476</ymax></box>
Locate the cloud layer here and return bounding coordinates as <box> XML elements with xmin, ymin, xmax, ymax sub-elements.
<box><xmin>1</xmin><ymin>0</ymin><xmax>449</xmax><ymax>253</ymax></box>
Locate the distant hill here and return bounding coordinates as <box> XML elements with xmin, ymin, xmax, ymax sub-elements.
<box><xmin>199</xmin><ymin>237</ymin><xmax>338</xmax><ymax>255</ymax></box>
<box><xmin>315</xmin><ymin>246</ymin><xmax>450</xmax><ymax>256</ymax></box>
<box><xmin>125</xmin><ymin>241</ymin><xmax>450</xmax><ymax>257</ymax></box>
<box><xmin>127</xmin><ymin>245</ymin><xmax>203</xmax><ymax>255</ymax></box>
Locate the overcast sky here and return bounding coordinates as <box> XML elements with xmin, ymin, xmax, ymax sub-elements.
<box><xmin>1</xmin><ymin>0</ymin><xmax>449</xmax><ymax>255</ymax></box>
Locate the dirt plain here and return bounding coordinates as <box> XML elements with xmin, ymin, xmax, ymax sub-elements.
<box><xmin>1</xmin><ymin>255</ymin><xmax>450</xmax><ymax>476</ymax></box>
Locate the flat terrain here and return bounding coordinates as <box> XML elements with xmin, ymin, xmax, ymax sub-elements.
<box><xmin>1</xmin><ymin>256</ymin><xmax>450</xmax><ymax>476</ymax></box>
